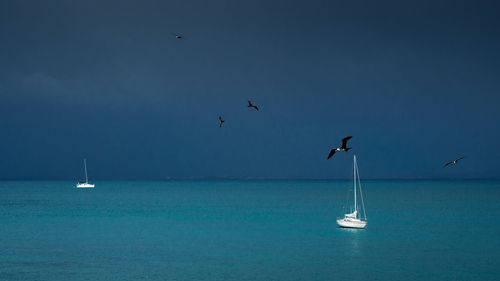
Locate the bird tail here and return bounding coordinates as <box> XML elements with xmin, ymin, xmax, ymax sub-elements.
<box><xmin>345</xmin><ymin>147</ymin><xmax>352</xmax><ymax>152</ymax></box>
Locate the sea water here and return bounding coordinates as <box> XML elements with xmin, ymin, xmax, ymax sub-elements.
<box><xmin>0</xmin><ymin>180</ymin><xmax>499</xmax><ymax>281</ymax></box>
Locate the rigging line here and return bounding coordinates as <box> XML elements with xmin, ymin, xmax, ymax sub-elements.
<box><xmin>356</xmin><ymin>162</ymin><xmax>367</xmax><ymax>220</ymax></box>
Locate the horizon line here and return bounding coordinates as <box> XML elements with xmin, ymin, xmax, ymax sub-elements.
<box><xmin>1</xmin><ymin>177</ymin><xmax>499</xmax><ymax>181</ymax></box>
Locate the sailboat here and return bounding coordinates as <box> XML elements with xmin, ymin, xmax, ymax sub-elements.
<box><xmin>76</xmin><ymin>159</ymin><xmax>95</xmax><ymax>188</ymax></box>
<box><xmin>337</xmin><ymin>155</ymin><xmax>367</xmax><ymax>229</ymax></box>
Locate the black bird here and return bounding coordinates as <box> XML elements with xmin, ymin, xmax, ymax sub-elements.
<box><xmin>172</xmin><ymin>33</ymin><xmax>184</xmax><ymax>39</ymax></box>
<box><xmin>248</xmin><ymin>100</ymin><xmax>259</xmax><ymax>111</ymax></box>
<box><xmin>327</xmin><ymin>136</ymin><xmax>353</xmax><ymax>159</ymax></box>
<box><xmin>443</xmin><ymin>156</ymin><xmax>465</xmax><ymax>167</ymax></box>
<box><xmin>219</xmin><ymin>116</ymin><xmax>225</xmax><ymax>128</ymax></box>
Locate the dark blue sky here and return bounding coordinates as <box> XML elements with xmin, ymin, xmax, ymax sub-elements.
<box><xmin>1</xmin><ymin>0</ymin><xmax>499</xmax><ymax>180</ymax></box>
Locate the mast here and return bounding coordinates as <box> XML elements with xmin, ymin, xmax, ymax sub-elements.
<box><xmin>356</xmin><ymin>158</ymin><xmax>367</xmax><ymax>221</ymax></box>
<box><xmin>84</xmin><ymin>159</ymin><xmax>88</xmax><ymax>183</ymax></box>
<box><xmin>353</xmin><ymin>155</ymin><xmax>357</xmax><ymax>214</ymax></box>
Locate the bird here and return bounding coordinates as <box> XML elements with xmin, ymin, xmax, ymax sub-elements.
<box><xmin>248</xmin><ymin>100</ymin><xmax>259</xmax><ymax>111</ymax></box>
<box><xmin>171</xmin><ymin>33</ymin><xmax>184</xmax><ymax>39</ymax></box>
<box><xmin>443</xmin><ymin>156</ymin><xmax>465</xmax><ymax>167</ymax></box>
<box><xmin>218</xmin><ymin>116</ymin><xmax>225</xmax><ymax>128</ymax></box>
<box><xmin>327</xmin><ymin>136</ymin><xmax>353</xmax><ymax>159</ymax></box>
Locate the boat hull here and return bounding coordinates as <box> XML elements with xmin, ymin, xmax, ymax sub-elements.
<box><xmin>337</xmin><ymin>218</ymin><xmax>367</xmax><ymax>229</ymax></box>
<box><xmin>76</xmin><ymin>183</ymin><xmax>95</xmax><ymax>188</ymax></box>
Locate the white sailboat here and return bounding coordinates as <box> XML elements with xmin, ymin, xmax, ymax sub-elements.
<box><xmin>76</xmin><ymin>159</ymin><xmax>95</xmax><ymax>188</ymax></box>
<box><xmin>337</xmin><ymin>155</ymin><xmax>367</xmax><ymax>229</ymax></box>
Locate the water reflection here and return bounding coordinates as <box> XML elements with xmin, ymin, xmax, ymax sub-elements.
<box><xmin>337</xmin><ymin>227</ymin><xmax>366</xmax><ymax>256</ymax></box>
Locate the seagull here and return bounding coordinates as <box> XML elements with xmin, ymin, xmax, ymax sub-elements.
<box><xmin>171</xmin><ymin>33</ymin><xmax>184</xmax><ymax>39</ymax></box>
<box><xmin>327</xmin><ymin>136</ymin><xmax>353</xmax><ymax>159</ymax></box>
<box><xmin>248</xmin><ymin>100</ymin><xmax>259</xmax><ymax>111</ymax></box>
<box><xmin>443</xmin><ymin>156</ymin><xmax>465</xmax><ymax>167</ymax></box>
<box><xmin>218</xmin><ymin>116</ymin><xmax>225</xmax><ymax>128</ymax></box>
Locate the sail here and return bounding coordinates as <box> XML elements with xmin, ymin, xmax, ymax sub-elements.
<box><xmin>345</xmin><ymin>210</ymin><xmax>357</xmax><ymax>218</ymax></box>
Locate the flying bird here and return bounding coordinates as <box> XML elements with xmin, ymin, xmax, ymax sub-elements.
<box><xmin>219</xmin><ymin>116</ymin><xmax>225</xmax><ymax>128</ymax></box>
<box><xmin>248</xmin><ymin>100</ymin><xmax>259</xmax><ymax>111</ymax></box>
<box><xmin>171</xmin><ymin>33</ymin><xmax>184</xmax><ymax>39</ymax></box>
<box><xmin>327</xmin><ymin>136</ymin><xmax>353</xmax><ymax>159</ymax></box>
<box><xmin>443</xmin><ymin>156</ymin><xmax>465</xmax><ymax>167</ymax></box>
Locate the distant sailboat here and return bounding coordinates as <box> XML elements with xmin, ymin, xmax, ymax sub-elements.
<box><xmin>76</xmin><ymin>159</ymin><xmax>95</xmax><ymax>188</ymax></box>
<box><xmin>337</xmin><ymin>155</ymin><xmax>367</xmax><ymax>229</ymax></box>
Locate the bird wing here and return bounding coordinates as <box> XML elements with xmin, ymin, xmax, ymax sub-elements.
<box><xmin>327</xmin><ymin>149</ymin><xmax>337</xmax><ymax>159</ymax></box>
<box><xmin>254</xmin><ymin>106</ymin><xmax>259</xmax><ymax>111</ymax></box>
<box><xmin>219</xmin><ymin>116</ymin><xmax>222</xmax><ymax>121</ymax></box>
<box><xmin>443</xmin><ymin>161</ymin><xmax>453</xmax><ymax>167</ymax></box>
<box><xmin>341</xmin><ymin>136</ymin><xmax>352</xmax><ymax>148</ymax></box>
<box><xmin>456</xmin><ymin>156</ymin><xmax>465</xmax><ymax>161</ymax></box>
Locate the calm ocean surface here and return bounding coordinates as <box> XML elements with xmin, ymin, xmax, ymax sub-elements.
<box><xmin>1</xmin><ymin>180</ymin><xmax>499</xmax><ymax>281</ymax></box>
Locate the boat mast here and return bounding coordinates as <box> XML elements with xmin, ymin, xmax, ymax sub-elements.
<box><xmin>84</xmin><ymin>159</ymin><xmax>88</xmax><ymax>183</ymax></box>
<box><xmin>357</xmin><ymin>160</ymin><xmax>367</xmax><ymax>221</ymax></box>
<box><xmin>353</xmin><ymin>155</ymin><xmax>357</xmax><ymax>215</ymax></box>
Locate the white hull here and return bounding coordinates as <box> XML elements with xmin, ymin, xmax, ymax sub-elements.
<box><xmin>76</xmin><ymin>183</ymin><xmax>94</xmax><ymax>188</ymax></box>
<box><xmin>337</xmin><ymin>218</ymin><xmax>367</xmax><ymax>229</ymax></box>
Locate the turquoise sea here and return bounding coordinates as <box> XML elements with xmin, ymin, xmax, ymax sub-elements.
<box><xmin>0</xmin><ymin>180</ymin><xmax>499</xmax><ymax>281</ymax></box>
